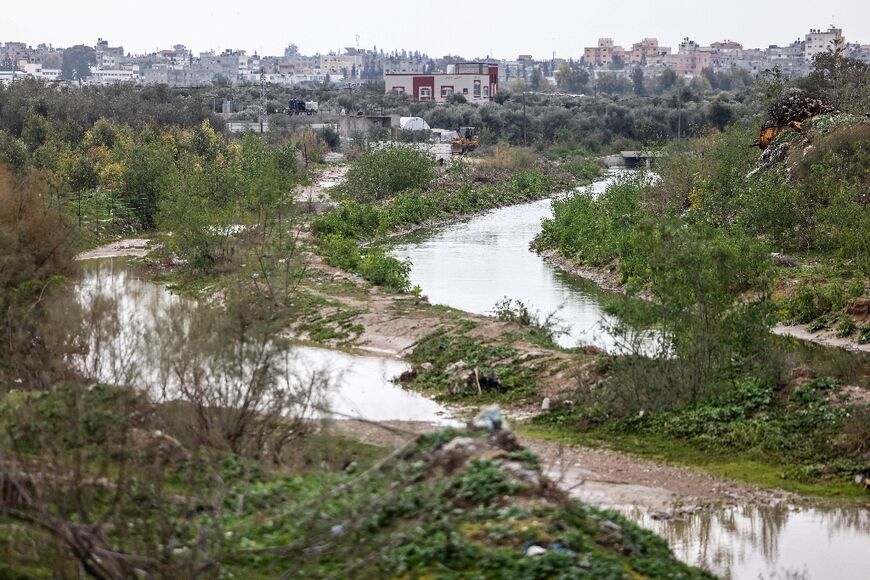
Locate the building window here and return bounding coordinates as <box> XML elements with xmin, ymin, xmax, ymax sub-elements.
<box><xmin>473</xmin><ymin>80</ymin><xmax>481</xmax><ymax>98</ymax></box>
<box><xmin>483</xmin><ymin>85</ymin><xmax>489</xmax><ymax>98</ymax></box>
<box><xmin>419</xmin><ymin>86</ymin><xmax>432</xmax><ymax>100</ymax></box>
<box><xmin>441</xmin><ymin>86</ymin><xmax>454</xmax><ymax>97</ymax></box>
<box><xmin>392</xmin><ymin>86</ymin><xmax>405</xmax><ymax>94</ymax></box>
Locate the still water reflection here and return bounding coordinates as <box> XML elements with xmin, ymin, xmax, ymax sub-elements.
<box><xmin>76</xmin><ymin>258</ymin><xmax>452</xmax><ymax>424</ymax></box>
<box><xmin>618</xmin><ymin>504</ymin><xmax>870</xmax><ymax>580</ymax></box>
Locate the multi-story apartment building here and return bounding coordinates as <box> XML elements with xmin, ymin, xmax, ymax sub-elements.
<box><xmin>628</xmin><ymin>38</ymin><xmax>671</xmax><ymax>66</ymax></box>
<box><xmin>805</xmin><ymin>27</ymin><xmax>843</xmax><ymax>62</ymax></box>
<box><xmin>95</xmin><ymin>38</ymin><xmax>125</xmax><ymax>68</ymax></box>
<box><xmin>199</xmin><ymin>50</ymin><xmax>244</xmax><ymax>82</ymax></box>
<box><xmin>584</xmin><ymin>38</ymin><xmax>624</xmax><ymax>67</ymax></box>
<box><xmin>385</xmin><ymin>62</ymin><xmax>498</xmax><ymax>102</ymax></box>
<box><xmin>320</xmin><ymin>50</ymin><xmax>363</xmax><ymax>79</ymax></box>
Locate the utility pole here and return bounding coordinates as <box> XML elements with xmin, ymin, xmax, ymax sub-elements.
<box><xmin>522</xmin><ymin>88</ymin><xmax>527</xmax><ymax>146</ymax></box>
<box><xmin>260</xmin><ymin>69</ymin><xmax>267</xmax><ymax>133</ymax></box>
<box><xmin>677</xmin><ymin>87</ymin><xmax>683</xmax><ymax>140</ymax></box>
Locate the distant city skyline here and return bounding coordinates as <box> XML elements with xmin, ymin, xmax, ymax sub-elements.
<box><xmin>4</xmin><ymin>1</ymin><xmax>869</xmax><ymax>59</ymax></box>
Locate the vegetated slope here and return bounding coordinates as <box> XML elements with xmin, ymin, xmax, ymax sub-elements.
<box><xmin>219</xmin><ymin>426</ymin><xmax>712</xmax><ymax>578</ymax></box>
<box><xmin>0</xmin><ymin>382</ymin><xmax>709</xmax><ymax>578</ymax></box>
<box><xmin>528</xmin><ymin>108</ymin><xmax>870</xmax><ymax>495</ymax></box>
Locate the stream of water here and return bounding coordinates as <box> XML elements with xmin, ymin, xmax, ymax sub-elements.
<box><xmin>619</xmin><ymin>504</ymin><xmax>870</xmax><ymax>580</ymax></box>
<box><xmin>75</xmin><ymin>176</ymin><xmax>870</xmax><ymax>579</ymax></box>
<box><xmin>389</xmin><ymin>173</ymin><xmax>870</xmax><ymax>579</ymax></box>
<box><xmin>391</xmin><ymin>172</ymin><xmax>653</xmax><ymax>351</ymax></box>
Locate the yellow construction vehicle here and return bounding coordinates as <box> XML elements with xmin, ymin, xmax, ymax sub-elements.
<box><xmin>452</xmin><ymin>127</ymin><xmax>480</xmax><ymax>154</ymax></box>
<box><xmin>752</xmin><ymin>121</ymin><xmax>803</xmax><ymax>150</ymax></box>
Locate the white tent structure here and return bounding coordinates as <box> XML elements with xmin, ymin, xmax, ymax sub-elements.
<box><xmin>399</xmin><ymin>116</ymin><xmax>431</xmax><ymax>131</ymax></box>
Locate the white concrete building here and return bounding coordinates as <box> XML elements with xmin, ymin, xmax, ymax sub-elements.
<box><xmin>805</xmin><ymin>27</ymin><xmax>844</xmax><ymax>62</ymax></box>
<box><xmin>22</xmin><ymin>62</ymin><xmax>61</xmax><ymax>81</ymax></box>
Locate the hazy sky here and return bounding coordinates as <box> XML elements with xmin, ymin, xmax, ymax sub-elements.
<box><xmin>3</xmin><ymin>1</ymin><xmax>869</xmax><ymax>58</ymax></box>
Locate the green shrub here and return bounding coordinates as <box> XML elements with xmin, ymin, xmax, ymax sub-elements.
<box><xmin>341</xmin><ymin>144</ymin><xmax>435</xmax><ymax>202</ymax></box>
<box><xmin>311</xmin><ymin>200</ymin><xmax>381</xmax><ymax>239</ymax></box>
<box><xmin>359</xmin><ymin>247</ymin><xmax>412</xmax><ymax>292</ymax></box>
<box><xmin>538</xmin><ymin>173</ymin><xmax>644</xmax><ymax>267</ymax></box>
<box><xmin>562</xmin><ymin>158</ymin><xmax>603</xmax><ymax>181</ymax></box>
<box><xmin>783</xmin><ymin>282</ymin><xmax>847</xmax><ymax>325</ymax></box>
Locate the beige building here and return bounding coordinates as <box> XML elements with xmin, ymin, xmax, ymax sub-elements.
<box><xmin>320</xmin><ymin>52</ymin><xmax>363</xmax><ymax>78</ymax></box>
<box><xmin>805</xmin><ymin>27</ymin><xmax>844</xmax><ymax>62</ymax></box>
<box><xmin>584</xmin><ymin>38</ymin><xmax>624</xmax><ymax>66</ymax></box>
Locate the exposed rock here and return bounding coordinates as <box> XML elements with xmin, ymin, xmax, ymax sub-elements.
<box><xmin>541</xmin><ymin>397</ymin><xmax>551</xmax><ymax>411</ymax></box>
<box><xmin>846</xmin><ymin>298</ymin><xmax>870</xmax><ymax>323</ymax></box>
<box><xmin>771</xmin><ymin>252</ymin><xmax>799</xmax><ymax>268</ymax></box>
<box><xmin>445</xmin><ymin>360</ymin><xmax>468</xmax><ymax>374</ymax></box>
<box><xmin>130</xmin><ymin>428</ymin><xmax>190</xmax><ymax>463</ymax></box>
<box><xmin>502</xmin><ymin>461</ymin><xmax>543</xmax><ymax>489</ymax></box>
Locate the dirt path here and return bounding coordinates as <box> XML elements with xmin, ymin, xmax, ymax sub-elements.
<box><xmin>294</xmin><ymin>165</ymin><xmax>348</xmax><ymax>206</ymax></box>
<box><xmin>332</xmin><ymin>419</ymin><xmax>792</xmax><ymax>511</ymax></box>
<box><xmin>75</xmin><ymin>238</ymin><xmax>152</xmax><ymax>260</ymax></box>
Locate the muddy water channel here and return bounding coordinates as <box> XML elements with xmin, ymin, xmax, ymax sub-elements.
<box><xmin>391</xmin><ymin>173</ymin><xmax>870</xmax><ymax>578</ymax></box>
<box><xmin>76</xmin><ymin>258</ymin><xmax>452</xmax><ymax>424</ymax></box>
<box><xmin>75</xmin><ymin>252</ymin><xmax>870</xmax><ymax>579</ymax></box>
<box><xmin>392</xmin><ymin>173</ymin><xmax>648</xmax><ymax>351</ymax></box>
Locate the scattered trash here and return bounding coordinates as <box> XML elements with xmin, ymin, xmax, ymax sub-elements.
<box><xmin>472</xmin><ymin>406</ymin><xmax>508</xmax><ymax>432</ymax></box>
<box><xmin>525</xmin><ymin>545</ymin><xmax>548</xmax><ymax>557</ymax></box>
<box><xmin>541</xmin><ymin>397</ymin><xmax>551</xmax><ymax>411</ymax></box>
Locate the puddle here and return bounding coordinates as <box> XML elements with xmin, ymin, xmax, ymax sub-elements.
<box><xmin>75</xmin><ymin>258</ymin><xmax>452</xmax><ymax>424</ymax></box>
<box><xmin>618</xmin><ymin>504</ymin><xmax>870</xmax><ymax>580</ymax></box>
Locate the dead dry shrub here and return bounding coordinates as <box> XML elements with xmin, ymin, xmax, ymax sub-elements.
<box><xmin>480</xmin><ymin>145</ymin><xmax>537</xmax><ymax>173</ymax></box>
<box><xmin>0</xmin><ymin>166</ymin><xmax>77</xmax><ymax>388</ymax></box>
<box><xmin>155</xmin><ymin>288</ymin><xmax>327</xmax><ymax>463</ymax></box>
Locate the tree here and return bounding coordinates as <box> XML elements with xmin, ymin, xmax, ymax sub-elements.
<box><xmin>802</xmin><ymin>42</ymin><xmax>870</xmax><ymax>113</ymax></box>
<box><xmin>631</xmin><ymin>67</ymin><xmax>645</xmax><ymax>96</ymax></box>
<box><xmin>556</xmin><ymin>62</ymin><xmax>589</xmax><ymax>94</ymax></box>
<box><xmin>530</xmin><ymin>67</ymin><xmax>543</xmax><ymax>90</ymax></box>
<box><xmin>61</xmin><ymin>45</ymin><xmax>95</xmax><ymax>81</ymax></box>
<box><xmin>708</xmin><ymin>99</ymin><xmax>734</xmax><ymax>130</ymax></box>
<box><xmin>658</xmin><ymin>68</ymin><xmax>678</xmax><ymax>92</ymax></box>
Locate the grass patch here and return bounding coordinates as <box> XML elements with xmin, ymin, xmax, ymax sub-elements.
<box><xmin>520</xmin><ymin>425</ymin><xmax>867</xmax><ymax>500</ymax></box>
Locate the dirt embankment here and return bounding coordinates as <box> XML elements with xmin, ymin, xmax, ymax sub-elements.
<box><xmin>333</xmin><ymin>419</ymin><xmax>792</xmax><ymax>510</ymax></box>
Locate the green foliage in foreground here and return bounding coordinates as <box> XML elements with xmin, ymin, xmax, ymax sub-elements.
<box><xmin>406</xmin><ymin>328</ymin><xmax>542</xmax><ymax>404</ymax></box>
<box><xmin>0</xmin><ymin>385</ymin><xmax>709</xmax><ymax>578</ymax></box>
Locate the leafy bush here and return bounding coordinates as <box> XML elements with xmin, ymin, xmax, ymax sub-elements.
<box><xmin>783</xmin><ymin>281</ymin><xmax>848</xmax><ymax>325</ymax></box>
<box><xmin>538</xmin><ymin>173</ymin><xmax>645</xmax><ymax>268</ymax></box>
<box><xmin>341</xmin><ymin>144</ymin><xmax>435</xmax><ymax>202</ymax></box>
